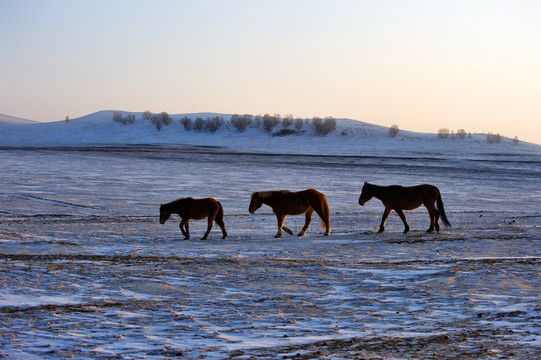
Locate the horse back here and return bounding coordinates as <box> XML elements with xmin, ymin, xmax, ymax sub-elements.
<box><xmin>303</xmin><ymin>188</ymin><xmax>328</xmax><ymax>206</ymax></box>
<box><xmin>417</xmin><ymin>184</ymin><xmax>440</xmax><ymax>199</ymax></box>
<box><xmin>295</xmin><ymin>188</ymin><xmax>328</xmax><ymax>214</ymax></box>
<box><xmin>270</xmin><ymin>189</ymin><xmax>321</xmax><ymax>215</ymax></box>
<box><xmin>175</xmin><ymin>197</ymin><xmax>221</xmax><ymax>220</ymax></box>
<box><xmin>384</xmin><ymin>184</ymin><xmax>439</xmax><ymax>210</ymax></box>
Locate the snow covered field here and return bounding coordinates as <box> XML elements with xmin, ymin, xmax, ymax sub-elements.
<box><xmin>0</xmin><ymin>114</ymin><xmax>540</xmax><ymax>358</ymax></box>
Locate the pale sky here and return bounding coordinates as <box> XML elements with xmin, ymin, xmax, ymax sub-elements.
<box><xmin>1</xmin><ymin>0</ymin><xmax>540</xmax><ymax>144</ymax></box>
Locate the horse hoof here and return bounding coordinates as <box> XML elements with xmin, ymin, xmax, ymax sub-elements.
<box><xmin>297</xmin><ymin>232</ymin><xmax>305</xmax><ymax>237</ymax></box>
<box><xmin>274</xmin><ymin>234</ymin><xmax>282</xmax><ymax>238</ymax></box>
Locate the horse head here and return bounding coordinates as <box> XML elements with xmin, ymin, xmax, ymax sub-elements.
<box><xmin>159</xmin><ymin>204</ymin><xmax>171</xmax><ymax>224</ymax></box>
<box><xmin>358</xmin><ymin>182</ymin><xmax>373</xmax><ymax>206</ymax></box>
<box><xmin>249</xmin><ymin>192</ymin><xmax>263</xmax><ymax>213</ymax></box>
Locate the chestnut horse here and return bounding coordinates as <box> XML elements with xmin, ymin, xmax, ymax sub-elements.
<box><xmin>249</xmin><ymin>189</ymin><xmax>331</xmax><ymax>238</ymax></box>
<box><xmin>159</xmin><ymin>197</ymin><xmax>227</xmax><ymax>240</ymax></box>
<box><xmin>358</xmin><ymin>182</ymin><xmax>451</xmax><ymax>233</ymax></box>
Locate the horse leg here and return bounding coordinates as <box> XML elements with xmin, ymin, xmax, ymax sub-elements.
<box><xmin>215</xmin><ymin>217</ymin><xmax>227</xmax><ymax>239</ymax></box>
<box><xmin>179</xmin><ymin>219</ymin><xmax>190</xmax><ymax>240</ymax></box>
<box><xmin>214</xmin><ymin>203</ymin><xmax>227</xmax><ymax>239</ymax></box>
<box><xmin>395</xmin><ymin>209</ymin><xmax>410</xmax><ymax>233</ymax></box>
<box><xmin>201</xmin><ymin>215</ymin><xmax>215</xmax><ymax>240</ymax></box>
<box><xmin>185</xmin><ymin>222</ymin><xmax>190</xmax><ymax>239</ymax></box>
<box><xmin>298</xmin><ymin>209</ymin><xmax>314</xmax><ymax>236</ymax></box>
<box><xmin>282</xmin><ymin>225</ymin><xmax>293</xmax><ymax>235</ymax></box>
<box><xmin>274</xmin><ymin>212</ymin><xmax>292</xmax><ymax>236</ymax></box>
<box><xmin>275</xmin><ymin>214</ymin><xmax>287</xmax><ymax>238</ymax></box>
<box><xmin>378</xmin><ymin>208</ymin><xmax>391</xmax><ymax>233</ymax></box>
<box><xmin>314</xmin><ymin>205</ymin><xmax>330</xmax><ymax>236</ymax></box>
<box><xmin>425</xmin><ymin>203</ymin><xmax>437</xmax><ymax>232</ymax></box>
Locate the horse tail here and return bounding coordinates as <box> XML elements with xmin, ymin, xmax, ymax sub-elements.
<box><xmin>216</xmin><ymin>201</ymin><xmax>225</xmax><ymax>223</ymax></box>
<box><xmin>320</xmin><ymin>195</ymin><xmax>331</xmax><ymax>234</ymax></box>
<box><xmin>436</xmin><ymin>191</ymin><xmax>451</xmax><ymax>228</ymax></box>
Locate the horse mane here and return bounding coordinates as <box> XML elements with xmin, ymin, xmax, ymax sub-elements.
<box><xmin>253</xmin><ymin>191</ymin><xmax>272</xmax><ymax>200</ymax></box>
<box><xmin>253</xmin><ymin>190</ymin><xmax>290</xmax><ymax>199</ymax></box>
<box><xmin>164</xmin><ymin>197</ymin><xmax>192</xmax><ymax>207</ymax></box>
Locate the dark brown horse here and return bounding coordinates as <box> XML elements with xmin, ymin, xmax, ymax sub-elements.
<box><xmin>159</xmin><ymin>197</ymin><xmax>227</xmax><ymax>240</ymax></box>
<box><xmin>249</xmin><ymin>189</ymin><xmax>331</xmax><ymax>238</ymax></box>
<box><xmin>358</xmin><ymin>182</ymin><xmax>451</xmax><ymax>233</ymax></box>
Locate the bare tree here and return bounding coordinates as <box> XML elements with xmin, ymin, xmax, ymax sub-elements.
<box><xmin>149</xmin><ymin>111</ymin><xmax>171</xmax><ymax>130</ymax></box>
<box><xmin>159</xmin><ymin>112</ymin><xmax>172</xmax><ymax>125</ymax></box>
<box><xmin>206</xmin><ymin>116</ymin><xmax>224</xmax><ymax>133</ymax></box>
<box><xmin>193</xmin><ymin>117</ymin><xmax>205</xmax><ymax>132</ymax></box>
<box><xmin>389</xmin><ymin>124</ymin><xmax>399</xmax><ymax>137</ymax></box>
<box><xmin>282</xmin><ymin>114</ymin><xmax>293</xmax><ymax>128</ymax></box>
<box><xmin>231</xmin><ymin>114</ymin><xmax>252</xmax><ymax>132</ymax></box>
<box><xmin>312</xmin><ymin>117</ymin><xmax>323</xmax><ymax>135</ymax></box>
<box><xmin>313</xmin><ymin>116</ymin><xmax>336</xmax><ymax>136</ymax></box>
<box><xmin>294</xmin><ymin>117</ymin><xmax>303</xmax><ymax>131</ymax></box>
<box><xmin>263</xmin><ymin>114</ymin><xmax>279</xmax><ymax>133</ymax></box>
<box><xmin>142</xmin><ymin>110</ymin><xmax>152</xmax><ymax>121</ymax></box>
<box><xmin>438</xmin><ymin>128</ymin><xmax>450</xmax><ymax>139</ymax></box>
<box><xmin>180</xmin><ymin>116</ymin><xmax>192</xmax><ymax>130</ymax></box>
<box><xmin>487</xmin><ymin>132</ymin><xmax>502</xmax><ymax>144</ymax></box>
<box><xmin>113</xmin><ymin>112</ymin><xmax>124</xmax><ymax>123</ymax></box>
<box><xmin>253</xmin><ymin>115</ymin><xmax>262</xmax><ymax>128</ymax></box>
<box><xmin>113</xmin><ymin>112</ymin><xmax>135</xmax><ymax>125</ymax></box>
<box><xmin>324</xmin><ymin>116</ymin><xmax>336</xmax><ymax>133</ymax></box>
<box><xmin>125</xmin><ymin>114</ymin><xmax>135</xmax><ymax>124</ymax></box>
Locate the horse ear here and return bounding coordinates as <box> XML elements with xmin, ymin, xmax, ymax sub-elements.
<box><xmin>364</xmin><ymin>181</ymin><xmax>368</xmax><ymax>185</ymax></box>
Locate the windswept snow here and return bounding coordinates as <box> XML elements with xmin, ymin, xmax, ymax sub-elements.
<box><xmin>0</xmin><ymin>112</ymin><xmax>540</xmax><ymax>358</ymax></box>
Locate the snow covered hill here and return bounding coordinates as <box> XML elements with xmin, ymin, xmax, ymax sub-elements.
<box><xmin>1</xmin><ymin>110</ymin><xmax>539</xmax><ymax>158</ymax></box>
<box><xmin>0</xmin><ymin>113</ymin><xmax>37</xmax><ymax>125</ymax></box>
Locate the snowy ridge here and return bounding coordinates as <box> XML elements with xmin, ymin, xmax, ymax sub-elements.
<box><xmin>0</xmin><ymin>113</ymin><xmax>37</xmax><ymax>124</ymax></box>
<box><xmin>1</xmin><ymin>110</ymin><xmax>539</xmax><ymax>157</ymax></box>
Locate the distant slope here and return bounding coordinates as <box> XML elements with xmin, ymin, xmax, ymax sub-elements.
<box><xmin>0</xmin><ymin>113</ymin><xmax>37</xmax><ymax>124</ymax></box>
<box><xmin>0</xmin><ymin>110</ymin><xmax>540</xmax><ymax>158</ymax></box>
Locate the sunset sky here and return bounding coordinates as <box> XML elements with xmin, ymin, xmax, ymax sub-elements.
<box><xmin>1</xmin><ymin>0</ymin><xmax>540</xmax><ymax>144</ymax></box>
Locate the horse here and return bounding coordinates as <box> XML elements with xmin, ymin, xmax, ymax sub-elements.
<box><xmin>159</xmin><ymin>197</ymin><xmax>227</xmax><ymax>240</ymax></box>
<box><xmin>249</xmin><ymin>189</ymin><xmax>331</xmax><ymax>238</ymax></box>
<box><xmin>358</xmin><ymin>182</ymin><xmax>451</xmax><ymax>233</ymax></box>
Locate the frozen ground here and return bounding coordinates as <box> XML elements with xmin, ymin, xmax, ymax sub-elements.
<box><xmin>0</xmin><ymin>146</ymin><xmax>539</xmax><ymax>359</ymax></box>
